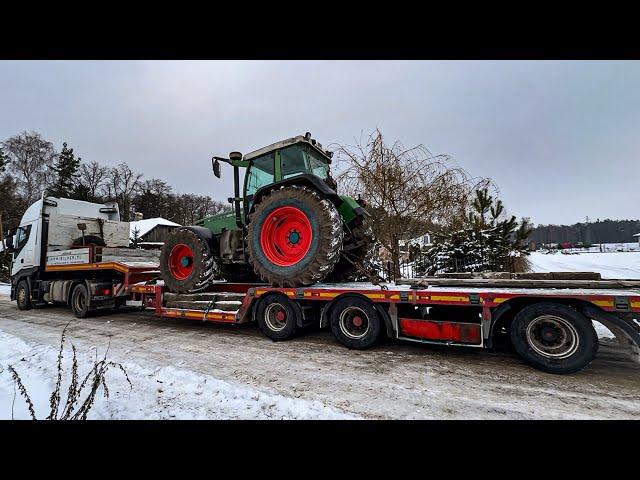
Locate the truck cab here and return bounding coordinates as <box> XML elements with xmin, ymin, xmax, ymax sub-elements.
<box><xmin>4</xmin><ymin>195</ymin><xmax>137</xmax><ymax>312</ymax></box>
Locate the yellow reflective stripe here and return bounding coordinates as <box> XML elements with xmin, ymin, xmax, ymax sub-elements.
<box><xmin>429</xmin><ymin>295</ymin><xmax>469</xmax><ymax>302</ymax></box>
<box><xmin>592</xmin><ymin>300</ymin><xmax>614</xmax><ymax>308</ymax></box>
<box><xmin>492</xmin><ymin>298</ymin><xmax>509</xmax><ymax>304</ymax></box>
<box><xmin>631</xmin><ymin>301</ymin><xmax>640</xmax><ymax>309</ymax></box>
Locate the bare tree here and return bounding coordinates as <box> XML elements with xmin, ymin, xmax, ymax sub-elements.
<box><xmin>78</xmin><ymin>161</ymin><xmax>109</xmax><ymax>201</ymax></box>
<box><xmin>334</xmin><ymin>129</ymin><xmax>492</xmax><ymax>277</ymax></box>
<box><xmin>1</xmin><ymin>131</ymin><xmax>57</xmax><ymax>204</ymax></box>
<box><xmin>103</xmin><ymin>163</ymin><xmax>142</xmax><ymax>221</ymax></box>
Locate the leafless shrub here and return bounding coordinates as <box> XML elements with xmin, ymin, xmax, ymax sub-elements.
<box><xmin>333</xmin><ymin>129</ymin><xmax>493</xmax><ymax>277</ymax></box>
<box><xmin>7</xmin><ymin>324</ymin><xmax>132</xmax><ymax>420</ymax></box>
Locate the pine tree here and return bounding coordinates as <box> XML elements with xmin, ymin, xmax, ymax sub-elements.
<box><xmin>0</xmin><ymin>150</ymin><xmax>8</xmax><ymax>174</ymax></box>
<box><xmin>49</xmin><ymin>142</ymin><xmax>81</xmax><ymax>198</ymax></box>
<box><xmin>425</xmin><ymin>188</ymin><xmax>532</xmax><ymax>274</ymax></box>
<box><xmin>130</xmin><ymin>227</ymin><xmax>141</xmax><ymax>248</ymax></box>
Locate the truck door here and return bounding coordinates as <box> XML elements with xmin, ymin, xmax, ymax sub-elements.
<box><xmin>10</xmin><ymin>221</ymin><xmax>39</xmax><ymax>276</ymax></box>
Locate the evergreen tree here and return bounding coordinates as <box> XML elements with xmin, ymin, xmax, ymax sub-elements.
<box><xmin>130</xmin><ymin>227</ymin><xmax>142</xmax><ymax>248</ymax></box>
<box><xmin>0</xmin><ymin>150</ymin><xmax>8</xmax><ymax>174</ymax></box>
<box><xmin>49</xmin><ymin>142</ymin><xmax>81</xmax><ymax>198</ymax></box>
<box><xmin>425</xmin><ymin>188</ymin><xmax>532</xmax><ymax>274</ymax></box>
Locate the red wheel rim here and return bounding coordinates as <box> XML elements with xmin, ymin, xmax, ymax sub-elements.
<box><xmin>168</xmin><ymin>243</ymin><xmax>194</xmax><ymax>280</ymax></box>
<box><xmin>260</xmin><ymin>206</ymin><xmax>313</xmax><ymax>267</ymax></box>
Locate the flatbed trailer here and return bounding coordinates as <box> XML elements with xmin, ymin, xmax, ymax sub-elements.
<box><xmin>125</xmin><ymin>277</ymin><xmax>640</xmax><ymax>375</ymax></box>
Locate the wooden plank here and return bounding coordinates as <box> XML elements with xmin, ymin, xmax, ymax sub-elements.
<box><xmin>397</xmin><ymin>277</ymin><xmax>640</xmax><ymax>289</ymax></box>
<box><xmin>99</xmin><ymin>247</ymin><xmax>160</xmax><ymax>263</ymax></box>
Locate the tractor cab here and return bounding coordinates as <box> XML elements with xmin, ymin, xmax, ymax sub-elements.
<box><xmin>242</xmin><ymin>133</ymin><xmax>333</xmax><ymax>205</ymax></box>
<box><xmin>209</xmin><ymin>133</ymin><xmax>336</xmax><ymax>229</ymax></box>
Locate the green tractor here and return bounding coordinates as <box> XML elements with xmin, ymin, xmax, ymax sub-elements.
<box><xmin>160</xmin><ymin>133</ymin><xmax>374</xmax><ymax>292</ymax></box>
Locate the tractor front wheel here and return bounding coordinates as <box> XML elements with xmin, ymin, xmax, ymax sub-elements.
<box><xmin>247</xmin><ymin>186</ymin><xmax>343</xmax><ymax>287</ymax></box>
<box><xmin>160</xmin><ymin>228</ymin><xmax>217</xmax><ymax>293</ymax></box>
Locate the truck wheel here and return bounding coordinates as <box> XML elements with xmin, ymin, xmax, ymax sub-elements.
<box><xmin>247</xmin><ymin>186</ymin><xmax>343</xmax><ymax>287</ymax></box>
<box><xmin>256</xmin><ymin>294</ymin><xmax>299</xmax><ymax>341</ymax></box>
<box><xmin>329</xmin><ymin>296</ymin><xmax>381</xmax><ymax>349</ymax></box>
<box><xmin>160</xmin><ymin>228</ymin><xmax>217</xmax><ymax>293</ymax></box>
<box><xmin>16</xmin><ymin>280</ymin><xmax>32</xmax><ymax>310</ymax></box>
<box><xmin>510</xmin><ymin>302</ymin><xmax>598</xmax><ymax>374</ymax></box>
<box><xmin>71</xmin><ymin>284</ymin><xmax>90</xmax><ymax>318</ymax></box>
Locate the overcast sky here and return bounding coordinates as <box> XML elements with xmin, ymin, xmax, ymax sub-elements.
<box><xmin>1</xmin><ymin>60</ymin><xmax>638</xmax><ymax>226</ymax></box>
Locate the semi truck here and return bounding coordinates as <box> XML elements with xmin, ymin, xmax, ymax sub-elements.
<box><xmin>3</xmin><ymin>195</ymin><xmax>640</xmax><ymax>374</ymax></box>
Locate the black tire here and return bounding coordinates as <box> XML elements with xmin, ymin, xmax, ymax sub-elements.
<box><xmin>247</xmin><ymin>186</ymin><xmax>343</xmax><ymax>287</ymax></box>
<box><xmin>256</xmin><ymin>294</ymin><xmax>299</xmax><ymax>341</ymax></box>
<box><xmin>71</xmin><ymin>284</ymin><xmax>90</xmax><ymax>318</ymax></box>
<box><xmin>329</xmin><ymin>296</ymin><xmax>382</xmax><ymax>349</ymax></box>
<box><xmin>327</xmin><ymin>224</ymin><xmax>376</xmax><ymax>282</ymax></box>
<box><xmin>160</xmin><ymin>228</ymin><xmax>217</xmax><ymax>293</ymax></box>
<box><xmin>510</xmin><ymin>302</ymin><xmax>598</xmax><ymax>374</ymax></box>
<box><xmin>16</xmin><ymin>280</ymin><xmax>32</xmax><ymax>311</ymax></box>
<box><xmin>72</xmin><ymin>235</ymin><xmax>106</xmax><ymax>247</ymax></box>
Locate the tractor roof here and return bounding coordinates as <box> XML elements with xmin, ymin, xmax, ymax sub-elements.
<box><xmin>244</xmin><ymin>134</ymin><xmax>332</xmax><ymax>163</ymax></box>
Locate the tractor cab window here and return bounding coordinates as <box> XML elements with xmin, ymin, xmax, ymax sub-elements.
<box><xmin>305</xmin><ymin>149</ymin><xmax>330</xmax><ymax>180</ymax></box>
<box><xmin>281</xmin><ymin>145</ymin><xmax>308</xmax><ymax>179</ymax></box>
<box><xmin>245</xmin><ymin>153</ymin><xmax>275</xmax><ymax>196</ymax></box>
<box><xmin>281</xmin><ymin>144</ymin><xmax>330</xmax><ymax>180</ymax></box>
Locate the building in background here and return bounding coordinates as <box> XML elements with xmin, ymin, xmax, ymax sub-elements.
<box><xmin>130</xmin><ymin>218</ymin><xmax>181</xmax><ymax>249</ymax></box>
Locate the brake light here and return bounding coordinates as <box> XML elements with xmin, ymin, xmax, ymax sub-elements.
<box><xmin>102</xmin><ymin>288</ymin><xmax>111</xmax><ymax>296</ymax></box>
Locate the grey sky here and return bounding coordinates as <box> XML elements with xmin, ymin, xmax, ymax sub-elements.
<box><xmin>1</xmin><ymin>60</ymin><xmax>638</xmax><ymax>226</ymax></box>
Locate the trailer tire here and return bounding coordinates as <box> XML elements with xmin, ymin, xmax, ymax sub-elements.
<box><xmin>330</xmin><ymin>296</ymin><xmax>381</xmax><ymax>349</ymax></box>
<box><xmin>510</xmin><ymin>302</ymin><xmax>598</xmax><ymax>374</ymax></box>
<box><xmin>71</xmin><ymin>284</ymin><xmax>91</xmax><ymax>318</ymax></box>
<box><xmin>256</xmin><ymin>294</ymin><xmax>298</xmax><ymax>341</ymax></box>
<box><xmin>16</xmin><ymin>280</ymin><xmax>32</xmax><ymax>310</ymax></box>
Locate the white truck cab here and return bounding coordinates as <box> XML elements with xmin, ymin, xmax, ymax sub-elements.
<box><xmin>5</xmin><ymin>195</ymin><xmax>134</xmax><ymax>313</ymax></box>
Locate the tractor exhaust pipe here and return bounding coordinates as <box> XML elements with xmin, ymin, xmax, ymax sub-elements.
<box><xmin>229</xmin><ymin>151</ymin><xmax>244</xmax><ymax>229</ymax></box>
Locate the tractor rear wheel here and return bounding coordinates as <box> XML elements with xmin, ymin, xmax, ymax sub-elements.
<box><xmin>327</xmin><ymin>224</ymin><xmax>375</xmax><ymax>282</ymax></box>
<box><xmin>160</xmin><ymin>228</ymin><xmax>217</xmax><ymax>293</ymax></box>
<box><xmin>247</xmin><ymin>186</ymin><xmax>343</xmax><ymax>287</ymax></box>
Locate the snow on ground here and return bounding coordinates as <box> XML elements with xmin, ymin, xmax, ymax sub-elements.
<box><xmin>0</xmin><ymin>329</ymin><xmax>354</xmax><ymax>420</ymax></box>
<box><xmin>0</xmin><ymin>284</ymin><xmax>9</xmax><ymax>296</ymax></box>
<box><xmin>529</xmin><ymin>251</ymin><xmax>640</xmax><ymax>279</ymax></box>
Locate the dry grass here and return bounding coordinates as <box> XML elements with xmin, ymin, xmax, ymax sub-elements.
<box><xmin>7</xmin><ymin>323</ymin><xmax>131</xmax><ymax>420</ymax></box>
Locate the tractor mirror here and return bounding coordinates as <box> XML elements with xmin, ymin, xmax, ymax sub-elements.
<box><xmin>212</xmin><ymin>158</ymin><xmax>221</xmax><ymax>178</ymax></box>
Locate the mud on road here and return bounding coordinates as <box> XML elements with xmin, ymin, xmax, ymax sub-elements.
<box><xmin>0</xmin><ymin>293</ymin><xmax>638</xmax><ymax>419</ymax></box>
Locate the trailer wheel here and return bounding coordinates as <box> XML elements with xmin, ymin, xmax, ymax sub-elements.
<box><xmin>329</xmin><ymin>296</ymin><xmax>381</xmax><ymax>349</ymax></box>
<box><xmin>510</xmin><ymin>302</ymin><xmax>598</xmax><ymax>374</ymax></box>
<box><xmin>256</xmin><ymin>294</ymin><xmax>299</xmax><ymax>341</ymax></box>
<box><xmin>16</xmin><ymin>280</ymin><xmax>32</xmax><ymax>310</ymax></box>
<box><xmin>71</xmin><ymin>284</ymin><xmax>90</xmax><ymax>318</ymax></box>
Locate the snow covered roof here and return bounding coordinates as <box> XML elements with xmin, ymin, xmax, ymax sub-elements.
<box><xmin>130</xmin><ymin>218</ymin><xmax>180</xmax><ymax>238</ymax></box>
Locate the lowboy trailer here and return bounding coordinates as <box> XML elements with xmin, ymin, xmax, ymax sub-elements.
<box><xmin>5</xmin><ymin>197</ymin><xmax>640</xmax><ymax>375</ymax></box>
<box><xmin>126</xmin><ymin>277</ymin><xmax>640</xmax><ymax>375</ymax></box>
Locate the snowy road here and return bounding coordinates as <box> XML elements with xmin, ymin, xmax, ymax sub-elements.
<box><xmin>0</xmin><ymin>291</ymin><xmax>639</xmax><ymax>419</ymax></box>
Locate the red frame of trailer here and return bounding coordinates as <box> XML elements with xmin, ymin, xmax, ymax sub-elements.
<box><xmin>130</xmin><ymin>281</ymin><xmax>640</xmax><ymax>326</ymax></box>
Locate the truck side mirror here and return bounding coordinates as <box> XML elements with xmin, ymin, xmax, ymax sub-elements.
<box><xmin>212</xmin><ymin>158</ymin><xmax>221</xmax><ymax>178</ymax></box>
<box><xmin>4</xmin><ymin>229</ymin><xmax>15</xmax><ymax>252</ymax></box>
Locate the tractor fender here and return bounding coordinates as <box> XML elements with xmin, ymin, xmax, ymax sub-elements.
<box><xmin>179</xmin><ymin>226</ymin><xmax>217</xmax><ymax>254</ymax></box>
<box><xmin>251</xmin><ymin>174</ymin><xmax>341</xmax><ymax>212</ymax></box>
